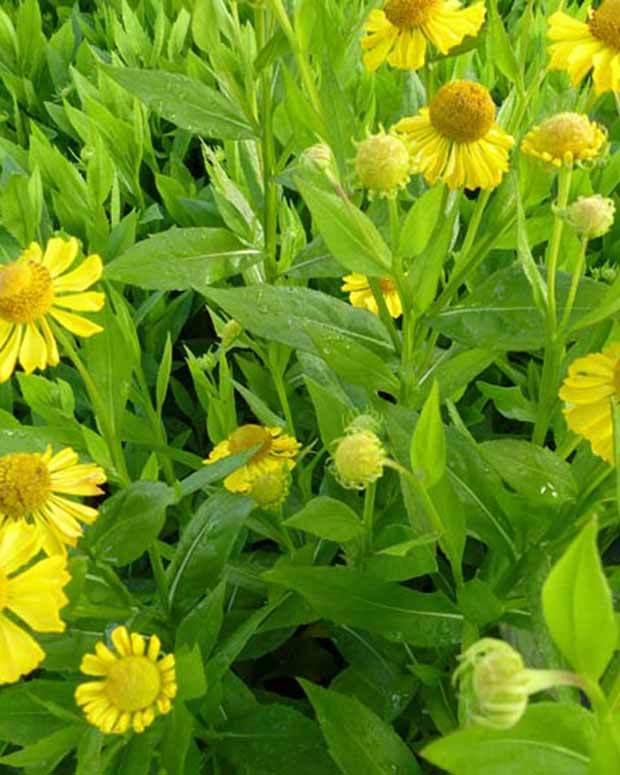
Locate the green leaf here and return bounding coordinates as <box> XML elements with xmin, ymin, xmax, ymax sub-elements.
<box><xmin>167</xmin><ymin>491</ymin><xmax>254</xmax><ymax>609</ymax></box>
<box><xmin>176</xmin><ymin>581</ymin><xmax>226</xmax><ymax>660</ymax></box>
<box><xmin>422</xmin><ymin>704</ymin><xmax>595</xmax><ymax>775</ymax></box>
<box><xmin>116</xmin><ymin>734</ymin><xmax>152</xmax><ymax>775</ymax></box>
<box><xmin>0</xmin><ymin>682</ymin><xmax>77</xmax><ymax>745</ymax></box>
<box><xmin>411</xmin><ymin>380</ymin><xmax>446</xmax><ymax>489</ymax></box>
<box><xmin>175</xmin><ymin>643</ymin><xmax>208</xmax><ymax>701</ymax></box>
<box><xmin>101</xmin><ymin>65</ymin><xmax>256</xmax><ymax>140</ymax></box>
<box><xmin>89</xmin><ymin>482</ymin><xmax>174</xmax><ymax>566</ymax></box>
<box><xmin>542</xmin><ymin>519</ymin><xmax>617</xmax><ymax>680</ymax></box>
<box><xmin>399</xmin><ymin>184</ymin><xmax>446</xmax><ymax>257</ymax></box>
<box><xmin>0</xmin><ymin>726</ymin><xmax>82</xmax><ymax>769</ymax></box>
<box><xmin>300</xmin><ymin>680</ymin><xmax>421</xmax><ymax>775</ymax></box>
<box><xmin>105</xmin><ymin>227</ymin><xmax>261</xmax><ymax>291</ymax></box>
<box><xmin>75</xmin><ymin>728</ymin><xmax>102</xmax><ymax>775</ymax></box>
<box><xmin>215</xmin><ymin>704</ymin><xmax>340</xmax><ymax>775</ymax></box>
<box><xmin>296</xmin><ymin>178</ymin><xmax>392</xmax><ymax>276</ymax></box>
<box><xmin>264</xmin><ymin>566</ymin><xmax>463</xmax><ymax>646</ymax></box>
<box><xmin>284</xmin><ymin>497</ymin><xmax>365</xmax><ymax>542</ymax></box>
<box><xmin>204</xmin><ymin>285</ymin><xmax>394</xmax><ymax>356</ymax></box>
<box><xmin>177</xmin><ymin>447</ymin><xmax>256</xmax><ymax>499</ymax></box>
<box><xmin>156</xmin><ymin>333</ymin><xmax>172</xmax><ymax>414</ymax></box>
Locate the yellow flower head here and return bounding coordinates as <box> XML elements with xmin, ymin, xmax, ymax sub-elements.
<box><xmin>331</xmin><ymin>417</ymin><xmax>387</xmax><ymax>490</ymax></box>
<box><xmin>0</xmin><ymin>520</ymin><xmax>69</xmax><ymax>685</ymax></box>
<box><xmin>75</xmin><ymin>626</ymin><xmax>177</xmax><ymax>735</ymax></box>
<box><xmin>395</xmin><ymin>81</ymin><xmax>514</xmax><ymax>191</ymax></box>
<box><xmin>559</xmin><ymin>344</ymin><xmax>620</xmax><ymax>464</ymax></box>
<box><xmin>354</xmin><ymin>131</ymin><xmax>411</xmax><ymax>197</ymax></box>
<box><xmin>0</xmin><ymin>237</ymin><xmax>105</xmax><ymax>383</ymax></box>
<box><xmin>521</xmin><ymin>113</ymin><xmax>607</xmax><ymax>168</ymax></box>
<box><xmin>204</xmin><ymin>423</ymin><xmax>301</xmax><ymax>495</ymax></box>
<box><xmin>548</xmin><ymin>0</ymin><xmax>620</xmax><ymax>95</ymax></box>
<box><xmin>362</xmin><ymin>0</ymin><xmax>486</xmax><ymax>72</ymax></box>
<box><xmin>341</xmin><ymin>273</ymin><xmax>402</xmax><ymax>318</ymax></box>
<box><xmin>0</xmin><ymin>446</ymin><xmax>106</xmax><ymax>555</ymax></box>
<box><xmin>249</xmin><ymin>464</ymin><xmax>291</xmax><ymax>510</ymax></box>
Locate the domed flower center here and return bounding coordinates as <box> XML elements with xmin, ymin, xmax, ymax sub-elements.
<box><xmin>379</xmin><ymin>277</ymin><xmax>396</xmax><ymax>294</ymax></box>
<box><xmin>589</xmin><ymin>0</ymin><xmax>620</xmax><ymax>51</ymax></box>
<box><xmin>250</xmin><ymin>468</ymin><xmax>289</xmax><ymax>508</ymax></box>
<box><xmin>535</xmin><ymin>113</ymin><xmax>598</xmax><ymax>159</ymax></box>
<box><xmin>430</xmin><ymin>81</ymin><xmax>496</xmax><ymax>143</ymax></box>
<box><xmin>384</xmin><ymin>0</ymin><xmax>440</xmax><ymax>27</ymax></box>
<box><xmin>105</xmin><ymin>657</ymin><xmax>162</xmax><ymax>713</ymax></box>
<box><xmin>0</xmin><ymin>261</ymin><xmax>54</xmax><ymax>324</ymax></box>
<box><xmin>229</xmin><ymin>424</ymin><xmax>273</xmax><ymax>462</ymax></box>
<box><xmin>355</xmin><ymin>133</ymin><xmax>411</xmax><ymax>194</ymax></box>
<box><xmin>0</xmin><ymin>453</ymin><xmax>51</xmax><ymax>519</ymax></box>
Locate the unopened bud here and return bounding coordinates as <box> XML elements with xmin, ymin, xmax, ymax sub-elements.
<box><xmin>250</xmin><ymin>465</ymin><xmax>290</xmax><ymax>509</ymax></box>
<box><xmin>331</xmin><ymin>421</ymin><xmax>387</xmax><ymax>490</ymax></box>
<box><xmin>220</xmin><ymin>319</ymin><xmax>243</xmax><ymax>349</ymax></box>
<box><xmin>354</xmin><ymin>131</ymin><xmax>411</xmax><ymax>198</ymax></box>
<box><xmin>563</xmin><ymin>195</ymin><xmax>615</xmax><ymax>238</ymax></box>
<box><xmin>300</xmin><ymin>143</ymin><xmax>339</xmax><ymax>184</ymax></box>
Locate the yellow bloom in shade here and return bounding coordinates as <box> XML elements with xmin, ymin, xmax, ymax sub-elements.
<box><xmin>341</xmin><ymin>274</ymin><xmax>402</xmax><ymax>318</ymax></box>
<box><xmin>0</xmin><ymin>237</ymin><xmax>105</xmax><ymax>383</ymax></box>
<box><xmin>204</xmin><ymin>423</ymin><xmax>301</xmax><ymax>495</ymax></box>
<box><xmin>559</xmin><ymin>344</ymin><xmax>620</xmax><ymax>464</ymax></box>
<box><xmin>548</xmin><ymin>0</ymin><xmax>620</xmax><ymax>95</ymax></box>
<box><xmin>0</xmin><ymin>520</ymin><xmax>69</xmax><ymax>684</ymax></box>
<box><xmin>521</xmin><ymin>113</ymin><xmax>607</xmax><ymax>168</ymax></box>
<box><xmin>75</xmin><ymin>626</ymin><xmax>177</xmax><ymax>735</ymax></box>
<box><xmin>0</xmin><ymin>446</ymin><xmax>106</xmax><ymax>555</ymax></box>
<box><xmin>362</xmin><ymin>0</ymin><xmax>486</xmax><ymax>72</ymax></box>
<box><xmin>395</xmin><ymin>81</ymin><xmax>514</xmax><ymax>191</ymax></box>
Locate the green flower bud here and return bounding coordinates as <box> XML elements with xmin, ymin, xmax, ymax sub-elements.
<box><xmin>563</xmin><ymin>194</ymin><xmax>615</xmax><ymax>238</ymax></box>
<box><xmin>250</xmin><ymin>466</ymin><xmax>291</xmax><ymax>510</ymax></box>
<box><xmin>331</xmin><ymin>421</ymin><xmax>387</xmax><ymax>490</ymax></box>
<box><xmin>354</xmin><ymin>131</ymin><xmax>411</xmax><ymax>198</ymax></box>
<box><xmin>220</xmin><ymin>319</ymin><xmax>243</xmax><ymax>349</ymax></box>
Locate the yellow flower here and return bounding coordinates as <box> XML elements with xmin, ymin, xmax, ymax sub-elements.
<box><xmin>75</xmin><ymin>626</ymin><xmax>177</xmax><ymax>735</ymax></box>
<box><xmin>204</xmin><ymin>423</ymin><xmax>301</xmax><ymax>495</ymax></box>
<box><xmin>0</xmin><ymin>446</ymin><xmax>106</xmax><ymax>555</ymax></box>
<box><xmin>394</xmin><ymin>81</ymin><xmax>514</xmax><ymax>191</ymax></box>
<box><xmin>354</xmin><ymin>131</ymin><xmax>411</xmax><ymax>197</ymax></box>
<box><xmin>341</xmin><ymin>274</ymin><xmax>402</xmax><ymax>318</ymax></box>
<box><xmin>521</xmin><ymin>112</ymin><xmax>607</xmax><ymax>168</ymax></box>
<box><xmin>362</xmin><ymin>0</ymin><xmax>486</xmax><ymax>72</ymax></box>
<box><xmin>548</xmin><ymin>0</ymin><xmax>620</xmax><ymax>95</ymax></box>
<box><xmin>559</xmin><ymin>344</ymin><xmax>620</xmax><ymax>464</ymax></box>
<box><xmin>0</xmin><ymin>237</ymin><xmax>105</xmax><ymax>383</ymax></box>
<box><xmin>331</xmin><ymin>418</ymin><xmax>387</xmax><ymax>490</ymax></box>
<box><xmin>0</xmin><ymin>520</ymin><xmax>69</xmax><ymax>685</ymax></box>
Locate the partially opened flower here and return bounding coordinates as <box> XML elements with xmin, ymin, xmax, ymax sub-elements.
<box><xmin>362</xmin><ymin>0</ymin><xmax>486</xmax><ymax>72</ymax></box>
<box><xmin>521</xmin><ymin>113</ymin><xmax>607</xmax><ymax>168</ymax></box>
<box><xmin>395</xmin><ymin>81</ymin><xmax>514</xmax><ymax>191</ymax></box>
<box><xmin>548</xmin><ymin>0</ymin><xmax>620</xmax><ymax>95</ymax></box>
<box><xmin>342</xmin><ymin>274</ymin><xmax>402</xmax><ymax>318</ymax></box>
<box><xmin>0</xmin><ymin>520</ymin><xmax>70</xmax><ymax>684</ymax></box>
<box><xmin>0</xmin><ymin>446</ymin><xmax>106</xmax><ymax>555</ymax></box>
<box><xmin>75</xmin><ymin>626</ymin><xmax>177</xmax><ymax>734</ymax></box>
<box><xmin>354</xmin><ymin>131</ymin><xmax>411</xmax><ymax>197</ymax></box>
<box><xmin>0</xmin><ymin>237</ymin><xmax>105</xmax><ymax>383</ymax></box>
<box><xmin>559</xmin><ymin>344</ymin><xmax>620</xmax><ymax>464</ymax></box>
<box><xmin>204</xmin><ymin>423</ymin><xmax>301</xmax><ymax>495</ymax></box>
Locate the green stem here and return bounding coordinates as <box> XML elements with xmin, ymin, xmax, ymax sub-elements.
<box><xmin>559</xmin><ymin>237</ymin><xmax>589</xmax><ymax>333</ymax></box>
<box><xmin>546</xmin><ymin>166</ymin><xmax>573</xmax><ymax>329</ymax></box>
<box><xmin>273</xmin><ymin>368</ymin><xmax>295</xmax><ymax>436</ymax></box>
<box><xmin>362</xmin><ymin>482</ymin><xmax>376</xmax><ymax>557</ymax></box>
<box><xmin>458</xmin><ymin>190</ymin><xmax>491</xmax><ymax>268</ymax></box>
<box><xmin>368</xmin><ymin>277</ymin><xmax>402</xmax><ymax>354</ymax></box>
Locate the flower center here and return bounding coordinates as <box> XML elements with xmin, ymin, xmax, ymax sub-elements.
<box><xmin>228</xmin><ymin>424</ymin><xmax>273</xmax><ymax>463</ymax></box>
<box><xmin>0</xmin><ymin>453</ymin><xmax>51</xmax><ymax>519</ymax></box>
<box><xmin>535</xmin><ymin>113</ymin><xmax>598</xmax><ymax>159</ymax></box>
<box><xmin>429</xmin><ymin>81</ymin><xmax>496</xmax><ymax>143</ymax></box>
<box><xmin>0</xmin><ymin>261</ymin><xmax>54</xmax><ymax>324</ymax></box>
<box><xmin>384</xmin><ymin>0</ymin><xmax>440</xmax><ymax>27</ymax></box>
<box><xmin>250</xmin><ymin>468</ymin><xmax>289</xmax><ymax>508</ymax></box>
<box><xmin>379</xmin><ymin>277</ymin><xmax>396</xmax><ymax>294</ymax></box>
<box><xmin>589</xmin><ymin>0</ymin><xmax>620</xmax><ymax>51</ymax></box>
<box><xmin>105</xmin><ymin>656</ymin><xmax>162</xmax><ymax>713</ymax></box>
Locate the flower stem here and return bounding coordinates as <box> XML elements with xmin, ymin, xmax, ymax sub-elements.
<box><xmin>362</xmin><ymin>481</ymin><xmax>376</xmax><ymax>557</ymax></box>
<box><xmin>559</xmin><ymin>236</ymin><xmax>588</xmax><ymax>333</ymax></box>
<box><xmin>458</xmin><ymin>190</ymin><xmax>491</xmax><ymax>267</ymax></box>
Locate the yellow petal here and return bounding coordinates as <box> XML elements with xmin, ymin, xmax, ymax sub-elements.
<box><xmin>53</xmin><ymin>292</ymin><xmax>106</xmax><ymax>312</ymax></box>
<box><xmin>42</xmin><ymin>237</ymin><xmax>79</xmax><ymax>278</ymax></box>
<box><xmin>53</xmin><ymin>255</ymin><xmax>103</xmax><ymax>292</ymax></box>
<box><xmin>39</xmin><ymin>317</ymin><xmax>60</xmax><ymax>367</ymax></box>
<box><xmin>0</xmin><ymin>521</ymin><xmax>40</xmax><ymax>575</ymax></box>
<box><xmin>0</xmin><ymin>325</ymin><xmax>23</xmax><ymax>383</ymax></box>
<box><xmin>6</xmin><ymin>556</ymin><xmax>68</xmax><ymax>631</ymax></box>
<box><xmin>48</xmin><ymin>308</ymin><xmax>103</xmax><ymax>338</ymax></box>
<box><xmin>0</xmin><ymin>615</ymin><xmax>45</xmax><ymax>684</ymax></box>
<box><xmin>19</xmin><ymin>323</ymin><xmax>48</xmax><ymax>374</ymax></box>
<box><xmin>111</xmin><ymin>626</ymin><xmax>132</xmax><ymax>657</ymax></box>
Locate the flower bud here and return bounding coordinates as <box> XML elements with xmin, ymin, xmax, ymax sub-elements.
<box><xmin>453</xmin><ymin>638</ymin><xmax>583</xmax><ymax>730</ymax></box>
<box><xmin>220</xmin><ymin>319</ymin><xmax>243</xmax><ymax>349</ymax></box>
<box><xmin>299</xmin><ymin>143</ymin><xmax>340</xmax><ymax>184</ymax></box>
<box><xmin>250</xmin><ymin>465</ymin><xmax>290</xmax><ymax>510</ymax></box>
<box><xmin>563</xmin><ymin>194</ymin><xmax>615</xmax><ymax>238</ymax></box>
<box><xmin>354</xmin><ymin>131</ymin><xmax>411</xmax><ymax>197</ymax></box>
<box><xmin>331</xmin><ymin>422</ymin><xmax>387</xmax><ymax>490</ymax></box>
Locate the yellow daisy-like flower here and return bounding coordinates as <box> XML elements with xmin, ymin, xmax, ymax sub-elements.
<box><xmin>75</xmin><ymin>626</ymin><xmax>177</xmax><ymax>735</ymax></box>
<box><xmin>204</xmin><ymin>423</ymin><xmax>301</xmax><ymax>495</ymax></box>
<box><xmin>362</xmin><ymin>0</ymin><xmax>486</xmax><ymax>72</ymax></box>
<box><xmin>341</xmin><ymin>274</ymin><xmax>402</xmax><ymax>318</ymax></box>
<box><xmin>548</xmin><ymin>0</ymin><xmax>620</xmax><ymax>95</ymax></box>
<box><xmin>521</xmin><ymin>112</ymin><xmax>607</xmax><ymax>168</ymax></box>
<box><xmin>559</xmin><ymin>343</ymin><xmax>620</xmax><ymax>464</ymax></box>
<box><xmin>0</xmin><ymin>520</ymin><xmax>69</xmax><ymax>685</ymax></box>
<box><xmin>394</xmin><ymin>81</ymin><xmax>514</xmax><ymax>191</ymax></box>
<box><xmin>0</xmin><ymin>237</ymin><xmax>105</xmax><ymax>383</ymax></box>
<box><xmin>0</xmin><ymin>446</ymin><xmax>106</xmax><ymax>556</ymax></box>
